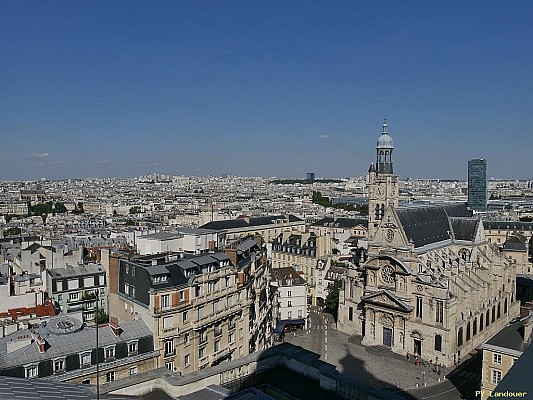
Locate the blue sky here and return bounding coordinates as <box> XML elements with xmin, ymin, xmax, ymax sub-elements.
<box><xmin>1</xmin><ymin>1</ymin><xmax>532</xmax><ymax>180</ymax></box>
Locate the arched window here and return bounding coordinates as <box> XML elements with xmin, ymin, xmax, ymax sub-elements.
<box><xmin>497</xmin><ymin>302</ymin><xmax>501</xmax><ymax>319</ymax></box>
<box><xmin>492</xmin><ymin>305</ymin><xmax>496</xmax><ymax>323</ymax></box>
<box><xmin>457</xmin><ymin>327</ymin><xmax>464</xmax><ymax>347</ymax></box>
<box><xmin>473</xmin><ymin>318</ymin><xmax>477</xmax><ymax>336</ymax></box>
<box><xmin>504</xmin><ymin>298</ymin><xmax>508</xmax><ymax>314</ymax></box>
<box><xmin>466</xmin><ymin>322</ymin><xmax>471</xmax><ymax>341</ymax></box>
<box><xmin>434</xmin><ymin>334</ymin><xmax>442</xmax><ymax>352</ymax></box>
<box><xmin>486</xmin><ymin>310</ymin><xmax>490</xmax><ymax>327</ymax></box>
<box><xmin>480</xmin><ymin>315</ymin><xmax>484</xmax><ymax>331</ymax></box>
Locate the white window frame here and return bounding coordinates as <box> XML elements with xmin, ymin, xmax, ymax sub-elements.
<box><xmin>161</xmin><ymin>294</ymin><xmax>170</xmax><ymax>310</ymax></box>
<box><xmin>185</xmin><ymin>354</ymin><xmax>190</xmax><ymax>366</ymax></box>
<box><xmin>164</xmin><ymin>339</ymin><xmax>175</xmax><ymax>356</ymax></box>
<box><xmin>104</xmin><ymin>345</ymin><xmax>116</xmax><ymax>360</ymax></box>
<box><xmin>53</xmin><ymin>358</ymin><xmax>65</xmax><ymax>373</ymax></box>
<box><xmin>79</xmin><ymin>352</ymin><xmax>91</xmax><ymax>367</ymax></box>
<box><xmin>491</xmin><ymin>369</ymin><xmax>502</xmax><ymax>384</ymax></box>
<box><xmin>493</xmin><ymin>353</ymin><xmax>502</xmax><ymax>365</ymax></box>
<box><xmin>106</xmin><ymin>371</ymin><xmax>116</xmax><ymax>382</ymax></box>
<box><xmin>128</xmin><ymin>340</ymin><xmax>138</xmax><ymax>355</ymax></box>
<box><xmin>25</xmin><ymin>364</ymin><xmax>38</xmax><ymax>379</ymax></box>
<box><xmin>129</xmin><ymin>366</ymin><xmax>138</xmax><ymax>376</ymax></box>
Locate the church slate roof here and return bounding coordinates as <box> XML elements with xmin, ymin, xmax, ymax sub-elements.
<box><xmin>450</xmin><ymin>218</ymin><xmax>479</xmax><ymax>242</ymax></box>
<box><xmin>396</xmin><ymin>206</ymin><xmax>452</xmax><ymax>248</ymax></box>
<box><xmin>440</xmin><ymin>203</ymin><xmax>472</xmax><ymax>218</ymax></box>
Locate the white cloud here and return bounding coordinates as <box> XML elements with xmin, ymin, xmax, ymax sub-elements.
<box><xmin>28</xmin><ymin>152</ymin><xmax>50</xmax><ymax>159</ymax></box>
<box><xmin>319</xmin><ymin>134</ymin><xmax>330</xmax><ymax>139</ymax></box>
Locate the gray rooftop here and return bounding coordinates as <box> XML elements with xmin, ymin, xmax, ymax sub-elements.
<box><xmin>48</xmin><ymin>263</ymin><xmax>105</xmax><ymax>279</ymax></box>
<box><xmin>396</xmin><ymin>206</ymin><xmax>452</xmax><ymax>248</ymax></box>
<box><xmin>485</xmin><ymin>318</ymin><xmax>531</xmax><ymax>353</ymax></box>
<box><xmin>0</xmin><ymin>375</ymin><xmax>137</xmax><ymax>399</ymax></box>
<box><xmin>0</xmin><ymin>316</ymin><xmax>152</xmax><ymax>369</ymax></box>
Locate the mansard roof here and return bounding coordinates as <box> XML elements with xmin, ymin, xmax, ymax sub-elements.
<box><xmin>450</xmin><ymin>217</ymin><xmax>479</xmax><ymax>242</ymax></box>
<box><xmin>200</xmin><ymin>214</ymin><xmax>303</xmax><ymax>230</ymax></box>
<box><xmin>483</xmin><ymin>220</ymin><xmax>533</xmax><ymax>231</ymax></box>
<box><xmin>396</xmin><ymin>206</ymin><xmax>452</xmax><ymax>248</ymax></box>
<box><xmin>312</xmin><ymin>217</ymin><xmax>368</xmax><ymax>229</ymax></box>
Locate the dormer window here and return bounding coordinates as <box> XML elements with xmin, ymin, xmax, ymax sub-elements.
<box><xmin>153</xmin><ymin>275</ymin><xmax>168</xmax><ymax>284</ymax></box>
<box><xmin>53</xmin><ymin>358</ymin><xmax>66</xmax><ymax>374</ymax></box>
<box><xmin>25</xmin><ymin>364</ymin><xmax>38</xmax><ymax>379</ymax></box>
<box><xmin>105</xmin><ymin>345</ymin><xmax>116</xmax><ymax>361</ymax></box>
<box><xmin>80</xmin><ymin>352</ymin><xmax>91</xmax><ymax>367</ymax></box>
<box><xmin>128</xmin><ymin>340</ymin><xmax>138</xmax><ymax>356</ymax></box>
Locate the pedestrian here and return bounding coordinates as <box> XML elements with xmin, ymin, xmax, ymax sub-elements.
<box><xmin>406</xmin><ymin>351</ymin><xmax>410</xmax><ymax>361</ymax></box>
<box><xmin>415</xmin><ymin>358</ymin><xmax>420</xmax><ymax>366</ymax></box>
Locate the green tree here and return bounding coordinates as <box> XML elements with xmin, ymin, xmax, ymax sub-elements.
<box><xmin>3</xmin><ymin>227</ymin><xmax>21</xmax><ymax>236</ymax></box>
<box><xmin>53</xmin><ymin>202</ymin><xmax>68</xmax><ymax>213</ymax></box>
<box><xmin>324</xmin><ymin>278</ymin><xmax>342</xmax><ymax>321</ymax></box>
<box><xmin>129</xmin><ymin>206</ymin><xmax>141</xmax><ymax>214</ymax></box>
<box><xmin>125</xmin><ymin>219</ymin><xmax>135</xmax><ymax>226</ymax></box>
<box><xmin>519</xmin><ymin>216</ymin><xmax>533</xmax><ymax>222</ymax></box>
<box><xmin>95</xmin><ymin>309</ymin><xmax>109</xmax><ymax>324</ymax></box>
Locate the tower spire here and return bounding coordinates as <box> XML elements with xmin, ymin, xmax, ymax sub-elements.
<box><xmin>382</xmin><ymin>118</ymin><xmax>388</xmax><ymax>134</ymax></box>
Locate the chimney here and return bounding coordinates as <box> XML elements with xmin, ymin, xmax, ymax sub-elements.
<box><xmin>109</xmin><ymin>319</ymin><xmax>122</xmax><ymax>337</ymax></box>
<box><xmin>36</xmin><ymin>335</ymin><xmax>46</xmax><ymax>354</ymax></box>
<box><xmin>225</xmin><ymin>248</ymin><xmax>238</xmax><ymax>267</ymax></box>
<box><xmin>253</xmin><ymin>234</ymin><xmax>263</xmax><ymax>247</ymax></box>
<box><xmin>523</xmin><ymin>318</ymin><xmax>533</xmax><ymax>343</ymax></box>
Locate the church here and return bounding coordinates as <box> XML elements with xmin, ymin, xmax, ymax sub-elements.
<box><xmin>337</xmin><ymin>121</ymin><xmax>520</xmax><ymax>367</ymax></box>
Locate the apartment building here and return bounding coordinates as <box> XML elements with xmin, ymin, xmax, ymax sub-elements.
<box><xmin>311</xmin><ymin>217</ymin><xmax>368</xmax><ymax>254</ymax></box>
<box><xmin>271</xmin><ymin>232</ymin><xmax>330</xmax><ymax>305</ymax></box>
<box><xmin>111</xmin><ymin>235</ymin><xmax>273</xmax><ymax>374</ymax></box>
<box><xmin>0</xmin><ymin>315</ymin><xmax>158</xmax><ymax>384</ymax></box>
<box><xmin>480</xmin><ymin>314</ymin><xmax>532</xmax><ymax>395</ymax></box>
<box><xmin>271</xmin><ymin>266</ymin><xmax>307</xmax><ymax>325</ymax></box>
<box><xmin>136</xmin><ymin>227</ymin><xmax>221</xmax><ymax>256</ymax></box>
<box><xmin>200</xmin><ymin>214</ymin><xmax>305</xmax><ymax>243</ymax></box>
<box><xmin>47</xmin><ymin>263</ymin><xmax>107</xmax><ymax>324</ymax></box>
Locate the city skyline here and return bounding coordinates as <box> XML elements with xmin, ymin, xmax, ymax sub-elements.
<box><xmin>2</xmin><ymin>1</ymin><xmax>533</xmax><ymax>181</ymax></box>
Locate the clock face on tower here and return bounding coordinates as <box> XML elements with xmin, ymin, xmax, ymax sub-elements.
<box><xmin>376</xmin><ymin>184</ymin><xmax>386</xmax><ymax>199</ymax></box>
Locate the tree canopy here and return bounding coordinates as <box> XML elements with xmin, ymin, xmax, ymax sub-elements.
<box><xmin>324</xmin><ymin>278</ymin><xmax>342</xmax><ymax>321</ymax></box>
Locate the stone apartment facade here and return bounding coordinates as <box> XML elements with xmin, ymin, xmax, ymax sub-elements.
<box><xmin>271</xmin><ymin>232</ymin><xmax>331</xmax><ymax>305</ymax></box>
<box><xmin>47</xmin><ymin>263</ymin><xmax>108</xmax><ymax>324</ymax></box>
<box><xmin>337</xmin><ymin>121</ymin><xmax>520</xmax><ymax>367</ymax></box>
<box><xmin>110</xmin><ymin>235</ymin><xmax>273</xmax><ymax>374</ymax></box>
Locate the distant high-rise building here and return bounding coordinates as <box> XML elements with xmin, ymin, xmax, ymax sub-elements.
<box><xmin>468</xmin><ymin>158</ymin><xmax>487</xmax><ymax>211</ymax></box>
<box><xmin>306</xmin><ymin>172</ymin><xmax>315</xmax><ymax>181</ymax></box>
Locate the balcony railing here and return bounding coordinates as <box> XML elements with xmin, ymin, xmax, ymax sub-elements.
<box><xmin>153</xmin><ymin>301</ymin><xmax>190</xmax><ymax>314</ymax></box>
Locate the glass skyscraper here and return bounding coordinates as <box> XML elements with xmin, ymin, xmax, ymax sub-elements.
<box><xmin>468</xmin><ymin>158</ymin><xmax>487</xmax><ymax>211</ymax></box>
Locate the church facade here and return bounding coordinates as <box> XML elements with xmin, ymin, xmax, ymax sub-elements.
<box><xmin>337</xmin><ymin>122</ymin><xmax>520</xmax><ymax>367</ymax></box>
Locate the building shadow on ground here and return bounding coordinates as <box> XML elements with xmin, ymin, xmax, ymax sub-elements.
<box><xmin>337</xmin><ymin>345</ymin><xmax>418</xmax><ymax>400</ymax></box>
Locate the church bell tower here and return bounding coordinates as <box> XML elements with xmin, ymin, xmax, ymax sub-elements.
<box><xmin>368</xmin><ymin>120</ymin><xmax>399</xmax><ymax>239</ymax></box>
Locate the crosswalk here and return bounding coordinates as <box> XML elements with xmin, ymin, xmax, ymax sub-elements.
<box><xmin>307</xmin><ymin>325</ymin><xmax>326</xmax><ymax>330</ymax></box>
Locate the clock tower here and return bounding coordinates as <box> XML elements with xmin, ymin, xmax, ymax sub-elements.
<box><xmin>368</xmin><ymin>120</ymin><xmax>399</xmax><ymax>239</ymax></box>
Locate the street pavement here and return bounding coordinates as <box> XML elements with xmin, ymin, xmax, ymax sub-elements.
<box><xmin>282</xmin><ymin>311</ymin><xmax>482</xmax><ymax>400</ymax></box>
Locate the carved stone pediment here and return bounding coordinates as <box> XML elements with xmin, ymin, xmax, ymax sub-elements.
<box><xmin>363</xmin><ymin>289</ymin><xmax>413</xmax><ymax>313</ymax></box>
